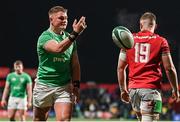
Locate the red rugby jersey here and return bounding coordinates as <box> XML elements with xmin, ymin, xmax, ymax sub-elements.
<box><xmin>127</xmin><ymin>30</ymin><xmax>170</xmax><ymax>89</ymax></box>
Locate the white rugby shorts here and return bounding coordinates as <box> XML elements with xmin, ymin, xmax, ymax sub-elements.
<box><xmin>8</xmin><ymin>96</ymin><xmax>27</xmax><ymax>110</ymax></box>
<box><xmin>33</xmin><ymin>82</ymin><xmax>73</xmax><ymax>107</ymax></box>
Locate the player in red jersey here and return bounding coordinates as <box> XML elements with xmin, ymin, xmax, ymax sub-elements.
<box><xmin>117</xmin><ymin>12</ymin><xmax>180</xmax><ymax>122</ymax></box>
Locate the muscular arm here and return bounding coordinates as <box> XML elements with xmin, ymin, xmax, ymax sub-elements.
<box><xmin>44</xmin><ymin>16</ymin><xmax>87</xmax><ymax>53</ymax></box>
<box><xmin>117</xmin><ymin>50</ymin><xmax>128</xmax><ymax>91</ymax></box>
<box><xmin>162</xmin><ymin>53</ymin><xmax>179</xmax><ymax>91</ymax></box>
<box><xmin>71</xmin><ymin>50</ymin><xmax>81</xmax><ymax>103</ymax></box>
<box><xmin>117</xmin><ymin>49</ymin><xmax>129</xmax><ymax>103</ymax></box>
<box><xmin>162</xmin><ymin>53</ymin><xmax>180</xmax><ymax>102</ymax></box>
<box><xmin>1</xmin><ymin>81</ymin><xmax>10</xmax><ymax>107</ymax></box>
<box><xmin>26</xmin><ymin>83</ymin><xmax>32</xmax><ymax>105</ymax></box>
<box><xmin>71</xmin><ymin>51</ymin><xmax>81</xmax><ymax>81</ymax></box>
<box><xmin>44</xmin><ymin>38</ymin><xmax>73</xmax><ymax>53</ymax></box>
<box><xmin>2</xmin><ymin>81</ymin><xmax>10</xmax><ymax>101</ymax></box>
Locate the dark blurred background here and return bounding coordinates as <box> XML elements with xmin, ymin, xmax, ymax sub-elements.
<box><xmin>0</xmin><ymin>0</ymin><xmax>179</xmax><ymax>83</ymax></box>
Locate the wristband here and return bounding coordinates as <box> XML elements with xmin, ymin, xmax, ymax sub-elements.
<box><xmin>68</xmin><ymin>31</ymin><xmax>79</xmax><ymax>42</ymax></box>
<box><xmin>73</xmin><ymin>80</ymin><xmax>80</xmax><ymax>88</ymax></box>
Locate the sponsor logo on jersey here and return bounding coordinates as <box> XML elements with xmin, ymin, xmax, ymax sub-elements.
<box><xmin>53</xmin><ymin>57</ymin><xmax>65</xmax><ymax>62</ymax></box>
<box><xmin>11</xmin><ymin>77</ymin><xmax>16</xmax><ymax>82</ymax></box>
<box><xmin>134</xmin><ymin>35</ymin><xmax>156</xmax><ymax>39</ymax></box>
<box><xmin>20</xmin><ymin>77</ymin><xmax>25</xmax><ymax>83</ymax></box>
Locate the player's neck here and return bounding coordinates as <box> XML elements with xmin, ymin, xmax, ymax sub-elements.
<box><xmin>49</xmin><ymin>26</ymin><xmax>63</xmax><ymax>35</ymax></box>
<box><xmin>141</xmin><ymin>28</ymin><xmax>154</xmax><ymax>33</ymax></box>
<box><xmin>15</xmin><ymin>71</ymin><xmax>23</xmax><ymax>75</ymax></box>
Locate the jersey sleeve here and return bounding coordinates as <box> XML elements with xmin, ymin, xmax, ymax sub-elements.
<box><xmin>161</xmin><ymin>38</ymin><xmax>170</xmax><ymax>54</ymax></box>
<box><xmin>119</xmin><ymin>49</ymin><xmax>127</xmax><ymax>61</ymax></box>
<box><xmin>6</xmin><ymin>74</ymin><xmax>11</xmax><ymax>83</ymax></box>
<box><xmin>38</xmin><ymin>33</ymin><xmax>53</xmax><ymax>48</ymax></box>
<box><xmin>26</xmin><ymin>74</ymin><xmax>32</xmax><ymax>84</ymax></box>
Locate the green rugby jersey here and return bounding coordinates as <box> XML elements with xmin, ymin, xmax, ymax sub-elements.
<box><xmin>37</xmin><ymin>29</ymin><xmax>76</xmax><ymax>87</ymax></box>
<box><xmin>7</xmin><ymin>72</ymin><xmax>32</xmax><ymax>98</ymax></box>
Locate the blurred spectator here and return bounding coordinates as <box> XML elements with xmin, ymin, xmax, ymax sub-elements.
<box><xmin>109</xmin><ymin>102</ymin><xmax>120</xmax><ymax>118</ymax></box>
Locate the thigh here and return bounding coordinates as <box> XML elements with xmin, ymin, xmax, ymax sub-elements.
<box><xmin>55</xmin><ymin>83</ymin><xmax>73</xmax><ymax>103</ymax></box>
<box><xmin>8</xmin><ymin>97</ymin><xmax>18</xmax><ymax>119</ymax></box>
<box><xmin>17</xmin><ymin>98</ymin><xmax>27</xmax><ymax>121</ymax></box>
<box><xmin>33</xmin><ymin>82</ymin><xmax>54</xmax><ymax>108</ymax></box>
<box><xmin>17</xmin><ymin>98</ymin><xmax>27</xmax><ymax>110</ymax></box>
<box><xmin>129</xmin><ymin>89</ymin><xmax>141</xmax><ymax>112</ymax></box>
<box><xmin>8</xmin><ymin>97</ymin><xmax>18</xmax><ymax>110</ymax></box>
<box><xmin>54</xmin><ymin>102</ymin><xmax>73</xmax><ymax>121</ymax></box>
<box><xmin>140</xmin><ymin>89</ymin><xmax>162</xmax><ymax>114</ymax></box>
<box><xmin>54</xmin><ymin>84</ymin><xmax>73</xmax><ymax>121</ymax></box>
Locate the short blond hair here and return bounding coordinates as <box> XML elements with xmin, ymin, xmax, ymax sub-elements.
<box><xmin>48</xmin><ymin>6</ymin><xmax>67</xmax><ymax>16</ymax></box>
<box><xmin>140</xmin><ymin>12</ymin><xmax>156</xmax><ymax>22</ymax></box>
<box><xmin>140</xmin><ymin>12</ymin><xmax>156</xmax><ymax>27</ymax></box>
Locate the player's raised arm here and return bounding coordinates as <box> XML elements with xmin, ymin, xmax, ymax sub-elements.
<box><xmin>44</xmin><ymin>13</ymin><xmax>87</xmax><ymax>53</ymax></box>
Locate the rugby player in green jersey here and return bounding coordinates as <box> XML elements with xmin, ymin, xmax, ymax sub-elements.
<box><xmin>33</xmin><ymin>6</ymin><xmax>87</xmax><ymax>121</ymax></box>
<box><xmin>1</xmin><ymin>60</ymin><xmax>32</xmax><ymax>121</ymax></box>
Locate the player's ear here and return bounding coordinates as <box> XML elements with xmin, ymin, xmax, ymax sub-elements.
<box><xmin>49</xmin><ymin>17</ymin><xmax>52</xmax><ymax>22</ymax></box>
<box><xmin>49</xmin><ymin>15</ymin><xmax>53</xmax><ymax>22</ymax></box>
<box><xmin>140</xmin><ymin>22</ymin><xmax>143</xmax><ymax>30</ymax></box>
<box><xmin>155</xmin><ymin>24</ymin><xmax>157</xmax><ymax>30</ymax></box>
